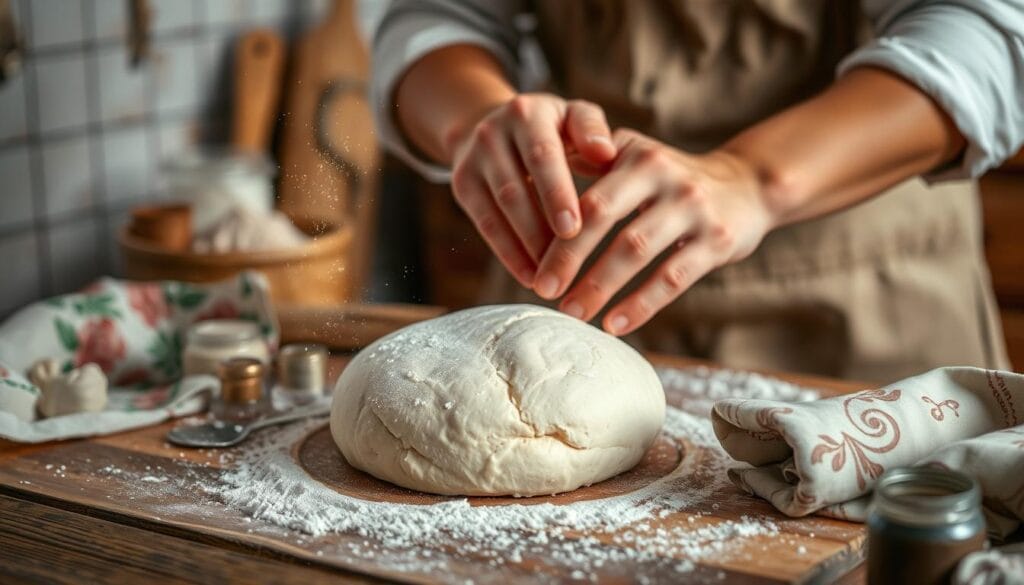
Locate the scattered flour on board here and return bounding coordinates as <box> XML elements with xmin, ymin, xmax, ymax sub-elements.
<box><xmin>184</xmin><ymin>366</ymin><xmax>819</xmax><ymax>581</ymax></box>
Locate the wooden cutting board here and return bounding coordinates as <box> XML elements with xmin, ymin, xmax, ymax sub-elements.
<box><xmin>276</xmin><ymin>0</ymin><xmax>379</xmax><ymax>295</ymax></box>
<box><xmin>0</xmin><ymin>354</ymin><xmax>867</xmax><ymax>584</ymax></box>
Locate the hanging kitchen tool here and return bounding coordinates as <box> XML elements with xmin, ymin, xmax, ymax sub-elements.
<box><xmin>276</xmin><ymin>0</ymin><xmax>379</xmax><ymax>300</ymax></box>
<box><xmin>232</xmin><ymin>28</ymin><xmax>285</xmax><ymax>154</ymax></box>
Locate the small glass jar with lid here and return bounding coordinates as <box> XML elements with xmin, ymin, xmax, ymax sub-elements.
<box><xmin>182</xmin><ymin>319</ymin><xmax>270</xmax><ymax>378</ymax></box>
<box><xmin>867</xmin><ymin>467</ymin><xmax>988</xmax><ymax>585</ymax></box>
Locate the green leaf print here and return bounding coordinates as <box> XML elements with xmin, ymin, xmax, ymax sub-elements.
<box><xmin>1</xmin><ymin>378</ymin><xmax>40</xmax><ymax>396</ymax></box>
<box><xmin>73</xmin><ymin>293</ymin><xmax>122</xmax><ymax>319</ymax></box>
<box><xmin>240</xmin><ymin>274</ymin><xmax>253</xmax><ymax>298</ymax></box>
<box><xmin>55</xmin><ymin>318</ymin><xmax>79</xmax><ymax>352</ymax></box>
<box><xmin>147</xmin><ymin>330</ymin><xmax>182</xmax><ymax>380</ymax></box>
<box><xmin>163</xmin><ymin>283</ymin><xmax>207</xmax><ymax>310</ymax></box>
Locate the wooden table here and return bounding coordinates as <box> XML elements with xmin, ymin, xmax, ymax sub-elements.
<box><xmin>0</xmin><ymin>354</ymin><xmax>866</xmax><ymax>584</ymax></box>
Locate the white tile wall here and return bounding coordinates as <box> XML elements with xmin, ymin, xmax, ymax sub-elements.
<box><xmin>153</xmin><ymin>38</ymin><xmax>200</xmax><ymax>114</ymax></box>
<box><xmin>91</xmin><ymin>0</ymin><xmax>128</xmax><ymax>41</ymax></box>
<box><xmin>0</xmin><ymin>149</ymin><xmax>35</xmax><ymax>229</ymax></box>
<box><xmin>0</xmin><ymin>232</ymin><xmax>42</xmax><ymax>315</ymax></box>
<box><xmin>0</xmin><ymin>0</ymin><xmax>363</xmax><ymax>318</ymax></box>
<box><xmin>47</xmin><ymin>218</ymin><xmax>101</xmax><ymax>293</ymax></box>
<box><xmin>95</xmin><ymin>45</ymin><xmax>149</xmax><ymax>124</ymax></box>
<box><xmin>150</xmin><ymin>0</ymin><xmax>197</xmax><ymax>36</ymax></box>
<box><xmin>101</xmin><ymin>125</ymin><xmax>152</xmax><ymax>204</ymax></box>
<box><xmin>26</xmin><ymin>0</ymin><xmax>86</xmax><ymax>49</ymax></box>
<box><xmin>0</xmin><ymin>74</ymin><xmax>28</xmax><ymax>143</ymax></box>
<box><xmin>34</xmin><ymin>53</ymin><xmax>90</xmax><ymax>135</ymax></box>
<box><xmin>40</xmin><ymin>135</ymin><xmax>94</xmax><ymax>216</ymax></box>
<box><xmin>204</xmin><ymin>0</ymin><xmax>249</xmax><ymax>29</ymax></box>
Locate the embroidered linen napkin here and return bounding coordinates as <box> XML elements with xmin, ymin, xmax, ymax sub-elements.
<box><xmin>0</xmin><ymin>272</ymin><xmax>277</xmax><ymax>442</ymax></box>
<box><xmin>711</xmin><ymin>367</ymin><xmax>1024</xmax><ymax>534</ymax></box>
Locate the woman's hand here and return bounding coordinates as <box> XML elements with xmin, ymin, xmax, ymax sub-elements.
<box><xmin>533</xmin><ymin>129</ymin><xmax>777</xmax><ymax>335</ymax></box>
<box><xmin>448</xmin><ymin>93</ymin><xmax>617</xmax><ymax>287</ymax></box>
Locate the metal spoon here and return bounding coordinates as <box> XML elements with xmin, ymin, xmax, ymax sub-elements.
<box><xmin>167</xmin><ymin>402</ymin><xmax>330</xmax><ymax>448</ymax></box>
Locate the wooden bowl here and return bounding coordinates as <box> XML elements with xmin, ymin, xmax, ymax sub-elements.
<box><xmin>128</xmin><ymin>203</ymin><xmax>192</xmax><ymax>251</ymax></box>
<box><xmin>119</xmin><ymin>217</ymin><xmax>358</xmax><ymax>305</ymax></box>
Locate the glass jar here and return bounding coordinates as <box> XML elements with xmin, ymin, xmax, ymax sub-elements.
<box><xmin>867</xmin><ymin>467</ymin><xmax>988</xmax><ymax>585</ymax></box>
<box><xmin>182</xmin><ymin>320</ymin><xmax>270</xmax><ymax>377</ymax></box>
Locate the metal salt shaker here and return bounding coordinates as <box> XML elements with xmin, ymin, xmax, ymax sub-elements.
<box><xmin>867</xmin><ymin>467</ymin><xmax>988</xmax><ymax>585</ymax></box>
<box><xmin>276</xmin><ymin>343</ymin><xmax>328</xmax><ymax>405</ymax></box>
<box><xmin>214</xmin><ymin>357</ymin><xmax>267</xmax><ymax>423</ymax></box>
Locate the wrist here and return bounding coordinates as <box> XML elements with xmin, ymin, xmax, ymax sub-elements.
<box><xmin>716</xmin><ymin>144</ymin><xmax>802</xmax><ymax>231</ymax></box>
<box><xmin>440</xmin><ymin>95</ymin><xmax>515</xmax><ymax>163</ymax></box>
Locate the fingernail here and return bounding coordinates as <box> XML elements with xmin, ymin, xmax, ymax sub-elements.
<box><xmin>554</xmin><ymin>210</ymin><xmax>577</xmax><ymax>237</ymax></box>
<box><xmin>536</xmin><ymin>274</ymin><xmax>560</xmax><ymax>299</ymax></box>
<box><xmin>563</xmin><ymin>301</ymin><xmax>584</xmax><ymax>320</ymax></box>
<box><xmin>607</xmin><ymin>314</ymin><xmax>629</xmax><ymax>335</ymax></box>
<box><xmin>519</xmin><ymin>267</ymin><xmax>536</xmax><ymax>287</ymax></box>
<box><xmin>587</xmin><ymin>135</ymin><xmax>613</xmax><ymax>147</ymax></box>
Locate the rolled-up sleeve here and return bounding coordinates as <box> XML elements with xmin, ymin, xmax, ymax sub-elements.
<box><xmin>371</xmin><ymin>0</ymin><xmax>523</xmax><ymax>182</ymax></box>
<box><xmin>840</xmin><ymin>0</ymin><xmax>1024</xmax><ymax>180</ymax></box>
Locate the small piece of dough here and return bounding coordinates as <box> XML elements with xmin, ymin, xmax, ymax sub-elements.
<box><xmin>34</xmin><ymin>362</ymin><xmax>109</xmax><ymax>418</ymax></box>
<box><xmin>330</xmin><ymin>305</ymin><xmax>666</xmax><ymax>497</ymax></box>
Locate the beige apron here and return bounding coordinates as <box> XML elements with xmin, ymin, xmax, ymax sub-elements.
<box><xmin>481</xmin><ymin>0</ymin><xmax>1009</xmax><ymax>383</ymax></box>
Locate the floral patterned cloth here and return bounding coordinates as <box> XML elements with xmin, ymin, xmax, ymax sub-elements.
<box><xmin>712</xmin><ymin>367</ymin><xmax>1024</xmax><ymax>537</ymax></box>
<box><xmin>0</xmin><ymin>272</ymin><xmax>277</xmax><ymax>442</ymax></box>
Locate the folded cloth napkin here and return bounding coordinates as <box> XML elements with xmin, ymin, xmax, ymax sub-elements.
<box><xmin>711</xmin><ymin>367</ymin><xmax>1024</xmax><ymax>536</ymax></box>
<box><xmin>955</xmin><ymin>549</ymin><xmax>1024</xmax><ymax>585</ymax></box>
<box><xmin>0</xmin><ymin>272</ymin><xmax>277</xmax><ymax>442</ymax></box>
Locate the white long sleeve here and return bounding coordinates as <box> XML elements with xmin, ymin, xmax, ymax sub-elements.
<box><xmin>840</xmin><ymin>0</ymin><xmax>1024</xmax><ymax>180</ymax></box>
<box><xmin>372</xmin><ymin>0</ymin><xmax>1024</xmax><ymax>182</ymax></box>
<box><xmin>370</xmin><ymin>0</ymin><xmax>523</xmax><ymax>182</ymax></box>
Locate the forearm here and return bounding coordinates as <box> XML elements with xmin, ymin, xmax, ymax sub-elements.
<box><xmin>722</xmin><ymin>66</ymin><xmax>966</xmax><ymax>228</ymax></box>
<box><xmin>394</xmin><ymin>45</ymin><xmax>516</xmax><ymax>165</ymax></box>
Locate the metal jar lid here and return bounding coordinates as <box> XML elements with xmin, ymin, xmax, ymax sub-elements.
<box><xmin>871</xmin><ymin>467</ymin><xmax>982</xmax><ymax>527</ymax></box>
<box><xmin>218</xmin><ymin>357</ymin><xmax>265</xmax><ymax>404</ymax></box>
<box><xmin>277</xmin><ymin>343</ymin><xmax>327</xmax><ymax>395</ymax></box>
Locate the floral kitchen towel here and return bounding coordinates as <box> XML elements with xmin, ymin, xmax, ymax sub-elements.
<box><xmin>711</xmin><ymin>367</ymin><xmax>1024</xmax><ymax>535</ymax></box>
<box><xmin>0</xmin><ymin>272</ymin><xmax>277</xmax><ymax>442</ymax></box>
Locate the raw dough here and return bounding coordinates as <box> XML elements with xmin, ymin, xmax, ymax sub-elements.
<box><xmin>29</xmin><ymin>359</ymin><xmax>108</xmax><ymax>418</ymax></box>
<box><xmin>330</xmin><ymin>304</ymin><xmax>666</xmax><ymax>496</ymax></box>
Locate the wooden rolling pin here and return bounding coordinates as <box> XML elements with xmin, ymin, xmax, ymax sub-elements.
<box><xmin>277</xmin><ymin>303</ymin><xmax>447</xmax><ymax>350</ymax></box>
<box><xmin>232</xmin><ymin>29</ymin><xmax>285</xmax><ymax>153</ymax></box>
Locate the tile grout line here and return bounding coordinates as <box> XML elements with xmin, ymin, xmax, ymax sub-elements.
<box><xmin>18</xmin><ymin>0</ymin><xmax>53</xmax><ymax>299</ymax></box>
<box><xmin>81</xmin><ymin>0</ymin><xmax>112</xmax><ymax>280</ymax></box>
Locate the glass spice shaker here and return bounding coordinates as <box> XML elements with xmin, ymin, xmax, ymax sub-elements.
<box><xmin>213</xmin><ymin>357</ymin><xmax>267</xmax><ymax>423</ymax></box>
<box><xmin>275</xmin><ymin>343</ymin><xmax>328</xmax><ymax>406</ymax></box>
<box><xmin>867</xmin><ymin>467</ymin><xmax>988</xmax><ymax>585</ymax></box>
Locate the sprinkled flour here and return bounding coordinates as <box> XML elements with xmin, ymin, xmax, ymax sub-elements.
<box><xmin>187</xmin><ymin>366</ymin><xmax>818</xmax><ymax>581</ymax></box>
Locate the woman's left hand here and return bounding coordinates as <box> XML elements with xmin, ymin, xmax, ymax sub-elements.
<box><xmin>533</xmin><ymin>129</ymin><xmax>777</xmax><ymax>335</ymax></box>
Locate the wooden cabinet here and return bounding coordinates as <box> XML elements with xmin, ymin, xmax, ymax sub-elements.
<box><xmin>980</xmin><ymin>170</ymin><xmax>1024</xmax><ymax>371</ymax></box>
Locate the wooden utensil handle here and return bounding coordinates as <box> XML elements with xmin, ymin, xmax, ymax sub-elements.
<box><xmin>232</xmin><ymin>29</ymin><xmax>285</xmax><ymax>153</ymax></box>
<box><xmin>277</xmin><ymin>303</ymin><xmax>447</xmax><ymax>350</ymax></box>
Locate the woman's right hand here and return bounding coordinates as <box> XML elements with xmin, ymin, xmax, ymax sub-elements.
<box><xmin>447</xmin><ymin>93</ymin><xmax>617</xmax><ymax>287</ymax></box>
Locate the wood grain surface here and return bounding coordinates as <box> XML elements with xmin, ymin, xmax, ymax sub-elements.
<box><xmin>0</xmin><ymin>355</ymin><xmax>867</xmax><ymax>584</ymax></box>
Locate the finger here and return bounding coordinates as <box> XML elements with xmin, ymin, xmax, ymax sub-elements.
<box><xmin>559</xmin><ymin>198</ymin><xmax>694</xmax><ymax>321</ymax></box>
<box><xmin>566</xmin><ymin>151</ymin><xmax>611</xmax><ymax>178</ymax></box>
<box><xmin>602</xmin><ymin>241</ymin><xmax>715</xmax><ymax>335</ymax></box>
<box><xmin>480</xmin><ymin>137</ymin><xmax>553</xmax><ymax>262</ymax></box>
<box><xmin>565</xmin><ymin>100</ymin><xmax>616</xmax><ymax>164</ymax></box>
<box><xmin>533</xmin><ymin>162</ymin><xmax>660</xmax><ymax>300</ymax></box>
<box><xmin>452</xmin><ymin>169</ymin><xmax>537</xmax><ymax>288</ymax></box>
<box><xmin>509</xmin><ymin>100</ymin><xmax>581</xmax><ymax>239</ymax></box>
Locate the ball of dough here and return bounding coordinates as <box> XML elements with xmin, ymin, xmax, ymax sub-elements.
<box><xmin>330</xmin><ymin>304</ymin><xmax>666</xmax><ymax>496</ymax></box>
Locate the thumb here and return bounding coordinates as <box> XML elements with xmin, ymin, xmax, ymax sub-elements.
<box><xmin>565</xmin><ymin>100</ymin><xmax>616</xmax><ymax>165</ymax></box>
